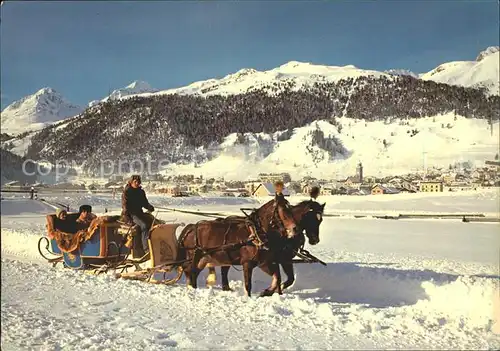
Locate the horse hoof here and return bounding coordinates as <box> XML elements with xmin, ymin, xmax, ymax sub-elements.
<box><xmin>206</xmin><ymin>273</ymin><xmax>217</xmax><ymax>287</ymax></box>
<box><xmin>259</xmin><ymin>289</ymin><xmax>274</xmax><ymax>297</ymax></box>
<box><xmin>280</xmin><ymin>284</ymin><xmax>291</xmax><ymax>291</ymax></box>
<box><xmin>222</xmin><ymin>286</ymin><xmax>233</xmax><ymax>292</ymax></box>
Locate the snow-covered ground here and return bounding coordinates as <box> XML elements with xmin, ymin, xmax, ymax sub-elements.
<box><xmin>1</xmin><ymin>190</ymin><xmax>499</xmax><ymax>349</ymax></box>
<box><xmin>3</xmin><ymin>186</ymin><xmax>498</xmax><ymax>218</ymax></box>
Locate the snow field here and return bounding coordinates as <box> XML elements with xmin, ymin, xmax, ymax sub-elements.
<box><xmin>160</xmin><ymin>115</ymin><xmax>500</xmax><ymax>180</ymax></box>
<box><xmin>1</xmin><ymin>191</ymin><xmax>499</xmax><ymax>349</ymax></box>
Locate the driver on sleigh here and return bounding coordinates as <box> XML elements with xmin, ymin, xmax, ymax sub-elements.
<box><xmin>273</xmin><ymin>180</ymin><xmax>291</xmax><ymax>209</ymax></box>
<box><xmin>121</xmin><ymin>175</ymin><xmax>155</xmax><ymax>257</ymax></box>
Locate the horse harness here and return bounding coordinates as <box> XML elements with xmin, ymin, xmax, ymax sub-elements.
<box><xmin>177</xmin><ymin>200</ymin><xmax>327</xmax><ymax>267</ymax></box>
<box><xmin>270</xmin><ymin>199</ymin><xmax>292</xmax><ymax>235</ymax></box>
<box><xmin>181</xmin><ymin>204</ymin><xmax>287</xmax><ymax>262</ymax></box>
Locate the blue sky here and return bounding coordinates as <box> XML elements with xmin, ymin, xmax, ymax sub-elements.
<box><xmin>1</xmin><ymin>1</ymin><xmax>498</xmax><ymax>109</ymax></box>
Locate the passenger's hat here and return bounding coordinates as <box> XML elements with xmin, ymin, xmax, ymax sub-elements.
<box><xmin>56</xmin><ymin>208</ymin><xmax>67</xmax><ymax>218</ymax></box>
<box><xmin>79</xmin><ymin>205</ymin><xmax>92</xmax><ymax>214</ymax></box>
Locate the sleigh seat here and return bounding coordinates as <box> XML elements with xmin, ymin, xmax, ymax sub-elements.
<box><xmin>45</xmin><ymin>213</ymin><xmax>134</xmax><ymax>268</ymax></box>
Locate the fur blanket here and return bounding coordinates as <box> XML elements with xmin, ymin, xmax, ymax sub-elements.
<box><xmin>47</xmin><ymin>214</ymin><xmax>165</xmax><ymax>253</ymax></box>
<box><xmin>48</xmin><ymin>216</ymin><xmax>108</xmax><ymax>253</ymax></box>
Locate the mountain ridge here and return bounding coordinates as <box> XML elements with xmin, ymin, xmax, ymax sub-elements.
<box><xmin>109</xmin><ymin>46</ymin><xmax>499</xmax><ymax>100</ymax></box>
<box><xmin>420</xmin><ymin>47</ymin><xmax>499</xmax><ymax>95</ymax></box>
<box><xmin>0</xmin><ymin>88</ymin><xmax>84</xmax><ymax>135</ymax></box>
<box><xmin>3</xmin><ymin>46</ymin><xmax>497</xmax><ymax>136</ymax></box>
<box><xmin>19</xmin><ymin>73</ymin><xmax>499</xmax><ymax>179</ymax></box>
<box><xmin>2</xmin><ymin>47</ymin><xmax>498</xmax><ymax>181</ymax></box>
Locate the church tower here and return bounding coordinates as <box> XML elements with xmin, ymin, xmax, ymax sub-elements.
<box><xmin>356</xmin><ymin>162</ymin><xmax>363</xmax><ymax>183</ymax></box>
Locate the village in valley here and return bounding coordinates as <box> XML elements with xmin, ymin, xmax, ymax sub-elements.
<box><xmin>4</xmin><ymin>157</ymin><xmax>500</xmax><ymax>198</ymax></box>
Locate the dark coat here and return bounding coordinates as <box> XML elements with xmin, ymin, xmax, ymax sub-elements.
<box><xmin>55</xmin><ymin>218</ymin><xmax>78</xmax><ymax>234</ymax></box>
<box><xmin>272</xmin><ymin>192</ymin><xmax>291</xmax><ymax>215</ymax></box>
<box><xmin>274</xmin><ymin>192</ymin><xmax>288</xmax><ymax>206</ymax></box>
<box><xmin>121</xmin><ymin>184</ymin><xmax>154</xmax><ymax>222</ymax></box>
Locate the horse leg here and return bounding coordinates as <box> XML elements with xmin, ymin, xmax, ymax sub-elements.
<box><xmin>181</xmin><ymin>250</ymin><xmax>194</xmax><ymax>287</ymax></box>
<box><xmin>221</xmin><ymin>266</ymin><xmax>232</xmax><ymax>291</ymax></box>
<box><xmin>243</xmin><ymin>261</ymin><xmax>255</xmax><ymax>297</ymax></box>
<box><xmin>206</xmin><ymin>266</ymin><xmax>217</xmax><ymax>287</ymax></box>
<box><xmin>189</xmin><ymin>249</ymin><xmax>204</xmax><ymax>289</ymax></box>
<box><xmin>196</xmin><ymin>258</ymin><xmax>210</xmax><ymax>288</ymax></box>
<box><xmin>280</xmin><ymin>263</ymin><xmax>295</xmax><ymax>291</ymax></box>
<box><xmin>258</xmin><ymin>261</ymin><xmax>282</xmax><ymax>297</ymax></box>
<box><xmin>183</xmin><ymin>263</ymin><xmax>192</xmax><ymax>287</ymax></box>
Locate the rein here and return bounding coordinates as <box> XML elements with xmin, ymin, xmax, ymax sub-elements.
<box><xmin>155</xmin><ymin>206</ymin><xmax>229</xmax><ymax>219</ymax></box>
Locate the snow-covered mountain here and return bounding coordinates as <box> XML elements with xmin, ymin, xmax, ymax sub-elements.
<box><xmin>106</xmin><ymin>47</ymin><xmax>500</xmax><ymax>101</ymax></box>
<box><xmin>89</xmin><ymin>81</ymin><xmax>158</xmax><ymax>107</ymax></box>
<box><xmin>421</xmin><ymin>46</ymin><xmax>500</xmax><ymax>95</ymax></box>
<box><xmin>0</xmin><ymin>88</ymin><xmax>84</xmax><ymax>135</ymax></box>
<box><xmin>3</xmin><ymin>47</ymin><xmax>498</xmax><ymax>182</ymax></box>
<box><xmin>384</xmin><ymin>69</ymin><xmax>419</xmax><ymax>79</ymax></box>
<box><xmin>129</xmin><ymin>61</ymin><xmax>389</xmax><ymax>98</ymax></box>
<box><xmin>4</xmin><ymin>46</ymin><xmax>498</xmax><ymax>137</ymax></box>
<box><xmin>476</xmin><ymin>46</ymin><xmax>499</xmax><ymax>62</ymax></box>
<box><xmin>16</xmin><ymin>58</ymin><xmax>497</xmax><ymax>180</ymax></box>
<box><xmin>105</xmin><ymin>80</ymin><xmax>158</xmax><ymax>100</ymax></box>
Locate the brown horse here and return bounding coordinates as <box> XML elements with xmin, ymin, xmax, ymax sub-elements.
<box><xmin>215</xmin><ymin>200</ymin><xmax>326</xmax><ymax>292</ymax></box>
<box><xmin>177</xmin><ymin>198</ymin><xmax>298</xmax><ymax>297</ymax></box>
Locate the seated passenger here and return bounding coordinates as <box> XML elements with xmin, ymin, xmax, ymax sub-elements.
<box><xmin>76</xmin><ymin>205</ymin><xmax>97</xmax><ymax>229</ymax></box>
<box><xmin>54</xmin><ymin>208</ymin><xmax>77</xmax><ymax>234</ymax></box>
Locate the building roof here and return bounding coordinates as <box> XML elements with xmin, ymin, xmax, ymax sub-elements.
<box><xmin>345</xmin><ymin>176</ymin><xmax>361</xmax><ymax>183</ymax></box>
<box><xmin>485</xmin><ymin>160</ymin><xmax>500</xmax><ymax>166</ymax></box>
<box><xmin>372</xmin><ymin>184</ymin><xmax>400</xmax><ymax>194</ymax></box>
<box><xmin>253</xmin><ymin>182</ymin><xmax>290</xmax><ymax>196</ymax></box>
<box><xmin>225</xmin><ymin>188</ymin><xmax>247</xmax><ymax>192</ymax></box>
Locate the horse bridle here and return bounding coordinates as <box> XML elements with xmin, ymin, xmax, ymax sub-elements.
<box><xmin>292</xmin><ymin>202</ymin><xmax>323</xmax><ymax>239</ymax></box>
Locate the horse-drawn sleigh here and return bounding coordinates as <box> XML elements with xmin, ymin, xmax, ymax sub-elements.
<box><xmin>38</xmin><ymin>198</ymin><xmax>326</xmax><ymax>296</ymax></box>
